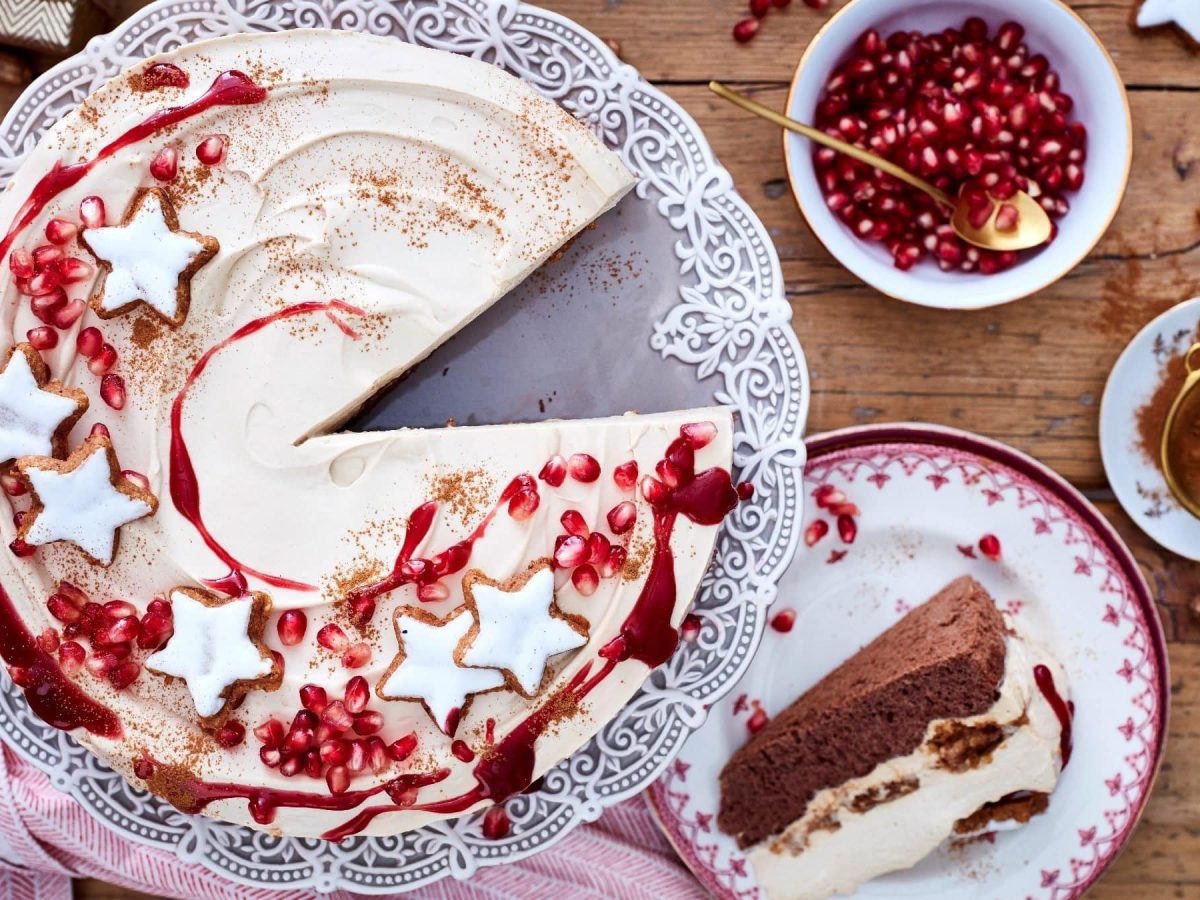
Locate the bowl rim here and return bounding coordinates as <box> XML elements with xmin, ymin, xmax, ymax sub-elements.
<box><xmin>782</xmin><ymin>0</ymin><xmax>1133</xmax><ymax>310</ymax></box>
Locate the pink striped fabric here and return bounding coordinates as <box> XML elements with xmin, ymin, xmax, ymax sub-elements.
<box><xmin>0</xmin><ymin>744</ymin><xmax>702</xmax><ymax>899</ymax></box>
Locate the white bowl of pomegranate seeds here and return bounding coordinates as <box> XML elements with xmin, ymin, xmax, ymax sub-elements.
<box><xmin>785</xmin><ymin>0</ymin><xmax>1131</xmax><ymax>308</ymax></box>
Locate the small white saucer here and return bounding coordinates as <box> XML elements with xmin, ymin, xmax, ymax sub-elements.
<box><xmin>1100</xmin><ymin>297</ymin><xmax>1200</xmax><ymax>560</ymax></box>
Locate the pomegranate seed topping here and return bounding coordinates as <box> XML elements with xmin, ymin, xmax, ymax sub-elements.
<box><xmin>279</xmin><ymin>755</ymin><xmax>303</xmax><ymax>777</ymax></box>
<box><xmin>88</xmin><ymin>343</ymin><xmax>117</xmax><ymax>375</ymax></box>
<box><xmin>104</xmin><ymin>599</ymin><xmax>137</xmax><ymax>619</ymax></box>
<box><xmin>829</xmin><ymin>502</ymin><xmax>860</xmax><ymax>517</ymax></box>
<box><xmin>0</xmin><ymin>472</ymin><xmax>23</xmax><ymax>497</ymax></box>
<box><xmin>813</xmin><ymin>485</ymin><xmax>845</xmax><ymax>509</ymax></box>
<box><xmin>326</xmin><ymin>765</ymin><xmax>350</xmax><ymax>795</ymax></box>
<box><xmin>994</xmin><ymin>203</ymin><xmax>1019</xmax><ymax>232</ymax></box>
<box><xmin>254</xmin><ymin>719</ymin><xmax>285</xmax><ymax>748</ymax></box>
<box><xmin>483</xmin><ymin>805</ymin><xmax>511</xmax><ymax>840</ymax></box>
<box><xmin>572</xmin><ymin>564</ymin><xmax>599</xmax><ymax>597</ymax></box>
<box><xmin>121</xmin><ymin>470</ymin><xmax>150</xmax><ymax>493</ymax></box>
<box><xmin>612</xmin><ymin>460</ymin><xmax>638</xmax><ymax>491</ymax></box>
<box><xmin>100</xmin><ymin>374</ymin><xmax>126</xmax><ymax>410</ymax></box>
<box><xmin>770</xmin><ymin>608</ymin><xmax>797</xmax><ymax>633</ymax></box>
<box><xmin>44</xmin><ymin>219</ymin><xmax>77</xmax><ymax>245</ymax></box>
<box><xmin>285</xmin><ymin>724</ymin><xmax>315</xmax><ymax>753</ymax></box>
<box><xmin>9</xmin><ymin>538</ymin><xmax>36</xmax><ymax>558</ymax></box>
<box><xmin>733</xmin><ymin>17</ymin><xmax>760</xmax><ymax>42</ymax></box>
<box><xmin>979</xmin><ymin>534</ymin><xmax>1002</xmax><ymax>560</ymax></box>
<box><xmin>750</xmin><ymin>0</ymin><xmax>770</xmax><ymax>17</ymax></box>
<box><xmin>343</xmin><ymin>675</ymin><xmax>370</xmax><ymax>713</ymax></box>
<box><xmin>681</xmin><ymin>421</ymin><xmax>717</xmax><ymax>449</ymax></box>
<box><xmin>149</xmin><ymin>146</ymin><xmax>179</xmax><ymax>182</ymax></box>
<box><xmin>837</xmin><ymin>513</ymin><xmax>858</xmax><ymax>544</ymax></box>
<box><xmin>300</xmin><ymin>684</ymin><xmax>328</xmax><ymax>713</ymax></box>
<box><xmin>6</xmin><ymin>665</ymin><xmax>31</xmax><ymax>686</ymax></box>
<box><xmin>51</xmin><ymin>298</ymin><xmax>85</xmax><ymax>330</ymax></box>
<box><xmin>59</xmin><ymin>257</ymin><xmax>93</xmax><ymax>284</ymax></box>
<box><xmin>108</xmin><ymin>660</ymin><xmax>141</xmax><ymax>689</ymax></box>
<box><xmin>30</xmin><ymin>288</ymin><xmax>65</xmax><ymax>323</ymax></box>
<box><xmin>342</xmin><ymin>641</ymin><xmax>371</xmax><ymax>669</ymax></box>
<box><xmin>320</xmin><ymin>737</ymin><xmax>351</xmax><ymax>765</ymax></box>
<box><xmin>388</xmin><ymin>733</ymin><xmax>419</xmax><ymax>762</ymax></box>
<box><xmin>32</xmin><ymin>245</ymin><xmax>63</xmax><ymax>269</ymax></box>
<box><xmin>417</xmin><ymin>581</ymin><xmax>449</xmax><ymax>603</ymax></box>
<box><xmin>656</xmin><ymin>459</ymin><xmax>682</xmax><ymax>489</ymax></box>
<box><xmin>554</xmin><ymin>534</ymin><xmax>589</xmax><ymax>569</ymax></box>
<box><xmin>26</xmin><ymin>327</ymin><xmax>57</xmax><ymax>350</ymax></box>
<box><xmin>48</xmin><ymin>597</ymin><xmax>82</xmax><ymax>627</ymax></box>
<box><xmin>304</xmin><ymin>749</ymin><xmax>323</xmax><ymax>779</ymax></box>
<box><xmin>746</xmin><ymin>706</ymin><xmax>769</xmax><ymax>734</ymax></box>
<box><xmin>276</xmin><ymin>609</ymin><xmax>307</xmax><ymax>646</ymax></box>
<box><xmin>606</xmin><ymin>500</ymin><xmax>637</xmax><ymax>534</ymax></box>
<box><xmin>560</xmin><ymin>509</ymin><xmax>589</xmax><ymax>537</ymax></box>
<box><xmin>97</xmin><ymin>615</ymin><xmax>141</xmax><ymax>645</ymax></box>
<box><xmin>215</xmin><ymin>720</ymin><xmax>246</xmax><ymax>748</ymax></box>
<box><xmin>36</xmin><ymin>627</ymin><xmax>59</xmax><ymax>653</ymax></box>
<box><xmin>196</xmin><ymin>135</ymin><xmax>227</xmax><ymax>165</ymax></box>
<box><xmin>57</xmin><ymin>641</ymin><xmax>84</xmax><ymax>675</ymax></box>
<box><xmin>507</xmin><ymin>488</ymin><xmax>539</xmax><ymax>521</ymax></box>
<box><xmin>79</xmin><ymin>196</ymin><xmax>106</xmax><ymax>229</ymax></box>
<box><xmin>567</xmin><ymin>453</ymin><xmax>600</xmax><ymax>482</ymax></box>
<box><xmin>640</xmin><ymin>475</ymin><xmax>669</xmax><ymax>505</ymax></box>
<box><xmin>366</xmin><ymin>736</ymin><xmax>390</xmax><ymax>773</ymax></box>
<box><xmin>316</xmin><ymin>623</ymin><xmax>349</xmax><ymax>652</ymax></box>
<box><xmin>353</xmin><ymin>710</ymin><xmax>384</xmax><ymax>735</ymax></box>
<box><xmin>8</xmin><ymin>249</ymin><xmax>33</xmax><ymax>278</ymax></box>
<box><xmin>347</xmin><ymin>740</ymin><xmax>366</xmax><ymax>773</ymax></box>
<box><xmin>137</xmin><ymin>611</ymin><xmax>173</xmax><ymax>650</ymax></box>
<box><xmin>587</xmin><ymin>531</ymin><xmax>611</xmax><ymax>564</ymax></box>
<box><xmin>680</xmin><ymin>613</ymin><xmax>702</xmax><ymax>643</ymax></box>
<box><xmin>538</xmin><ymin>454</ymin><xmax>566</xmax><ymax>487</ymax></box>
<box><xmin>259</xmin><ymin>747</ymin><xmax>281</xmax><ymax>767</ymax></box>
<box><xmin>27</xmin><ymin>269</ymin><xmax>62</xmax><ymax>296</ymax></box>
<box><xmin>75</xmin><ymin>326</ymin><xmax>103</xmax><ymax>358</ymax></box>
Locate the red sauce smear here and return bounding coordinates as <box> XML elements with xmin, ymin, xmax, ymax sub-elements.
<box><xmin>1033</xmin><ymin>663</ymin><xmax>1074</xmax><ymax>768</ymax></box>
<box><xmin>170</xmin><ymin>301</ymin><xmax>364</xmax><ymax>593</ymax></box>
<box><xmin>0</xmin><ymin>584</ymin><xmax>121</xmax><ymax>738</ymax></box>
<box><xmin>0</xmin><ymin>70</ymin><xmax>265</xmax><ymax>263</ymax></box>
<box><xmin>450</xmin><ymin>740</ymin><xmax>475</xmax><ymax>763</ymax></box>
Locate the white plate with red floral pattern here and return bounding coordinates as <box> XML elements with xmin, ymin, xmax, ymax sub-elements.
<box><xmin>648</xmin><ymin>423</ymin><xmax>1167</xmax><ymax>899</ymax></box>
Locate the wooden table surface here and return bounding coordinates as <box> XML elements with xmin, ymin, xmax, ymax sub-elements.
<box><xmin>0</xmin><ymin>0</ymin><xmax>1193</xmax><ymax>897</ymax></box>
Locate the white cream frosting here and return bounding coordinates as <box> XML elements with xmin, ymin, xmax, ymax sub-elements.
<box><xmin>0</xmin><ymin>351</ymin><xmax>78</xmax><ymax>462</ymax></box>
<box><xmin>0</xmin><ymin>30</ymin><xmax>736</xmax><ymax>838</ymax></box>
<box><xmin>748</xmin><ymin>622</ymin><xmax>1067</xmax><ymax>900</ymax></box>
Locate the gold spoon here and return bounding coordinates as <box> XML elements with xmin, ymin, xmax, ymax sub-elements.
<box><xmin>1161</xmin><ymin>343</ymin><xmax>1200</xmax><ymax>518</ymax></box>
<box><xmin>708</xmin><ymin>81</ymin><xmax>1053</xmax><ymax>252</ymax></box>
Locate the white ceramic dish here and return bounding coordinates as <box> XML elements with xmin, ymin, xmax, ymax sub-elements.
<box><xmin>649</xmin><ymin>423</ymin><xmax>1167</xmax><ymax>899</ymax></box>
<box><xmin>1100</xmin><ymin>297</ymin><xmax>1200</xmax><ymax>560</ymax></box>
<box><xmin>784</xmin><ymin>0</ymin><xmax>1132</xmax><ymax>309</ymax></box>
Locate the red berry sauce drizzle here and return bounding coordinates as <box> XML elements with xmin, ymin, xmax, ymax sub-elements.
<box><xmin>1033</xmin><ymin>663</ymin><xmax>1073</xmax><ymax>768</ymax></box>
<box><xmin>0</xmin><ymin>70</ymin><xmax>266</xmax><ymax>264</ymax></box>
<box><xmin>0</xmin><ymin>584</ymin><xmax>121</xmax><ymax>738</ymax></box>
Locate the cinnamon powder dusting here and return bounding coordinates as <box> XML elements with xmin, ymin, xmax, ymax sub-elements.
<box><xmin>1135</xmin><ymin>323</ymin><xmax>1200</xmax><ymax>473</ymax></box>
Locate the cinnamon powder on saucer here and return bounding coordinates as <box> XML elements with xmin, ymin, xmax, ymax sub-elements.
<box><xmin>1135</xmin><ymin>325</ymin><xmax>1200</xmax><ymax>473</ymax></box>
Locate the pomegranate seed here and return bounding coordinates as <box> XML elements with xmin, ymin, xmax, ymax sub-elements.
<box><xmin>254</xmin><ymin>719</ymin><xmax>285</xmax><ymax>748</ymax></box>
<box><xmin>353</xmin><ymin>710</ymin><xmax>384</xmax><ymax>735</ymax></box>
<box><xmin>979</xmin><ymin>534</ymin><xmax>1002</xmax><ymax>560</ymax></box>
<box><xmin>366</xmin><ymin>736</ymin><xmax>390</xmax><ymax>773</ymax></box>
<box><xmin>104</xmin><ymin>599</ymin><xmax>137</xmax><ymax>619</ymax></box>
<box><xmin>27</xmin><ymin>269</ymin><xmax>61</xmax><ymax>296</ymax></box>
<box><xmin>342</xmin><ymin>642</ymin><xmax>371</xmax><ymax>669</ymax></box>
<box><xmin>641</xmin><ymin>475</ymin><xmax>668</xmax><ymax>505</ymax></box>
<box><xmin>994</xmin><ymin>203</ymin><xmax>1019</xmax><ymax>232</ymax></box>
<box><xmin>326</xmin><ymin>765</ymin><xmax>350</xmax><ymax>795</ymax></box>
<box><xmin>342</xmin><ymin>675</ymin><xmax>369</xmax><ymax>714</ymax></box>
<box><xmin>279</xmin><ymin>755</ymin><xmax>303</xmax><ymax>777</ymax></box>
<box><xmin>59</xmin><ymin>257</ymin><xmax>93</xmax><ymax>284</ymax></box>
<box><xmin>587</xmin><ymin>531</ymin><xmax>611</xmax><ymax>564</ymax></box>
<box><xmin>770</xmin><ymin>609</ymin><xmax>797</xmax><ymax>633</ymax></box>
<box><xmin>680</xmin><ymin>613</ymin><xmax>702</xmax><ymax>643</ymax></box>
<box><xmin>6</xmin><ymin>665</ymin><xmax>30</xmax><ymax>687</ymax></box>
<box><xmin>96</xmin><ymin>615</ymin><xmax>141</xmax><ymax>645</ymax></box>
<box><xmin>316</xmin><ymin>623</ymin><xmax>348</xmax><ymax>652</ymax></box>
<box><xmin>606</xmin><ymin>501</ymin><xmax>636</xmax><ymax>534</ymax></box>
<box><xmin>613</xmin><ymin>460</ymin><xmax>638</xmax><ymax>491</ymax></box>
<box><xmin>26</xmin><ymin>327</ymin><xmax>56</xmax><ymax>350</ymax></box>
<box><xmin>300</xmin><ymin>684</ymin><xmax>328</xmax><ymax>713</ymax></box>
<box><xmin>196</xmin><ymin>135</ymin><xmax>226</xmax><ymax>165</ymax></box>
<box><xmin>683</xmin><ymin>421</ymin><xmax>718</xmax><ymax>448</ymax></box>
<box><xmin>149</xmin><ymin>146</ymin><xmax>179</xmax><ymax>182</ymax></box>
<box><xmin>347</xmin><ymin>740</ymin><xmax>367</xmax><ymax>773</ymax></box>
<box><xmin>0</xmin><ymin>472</ymin><xmax>23</xmax><ymax>497</ymax></box>
<box><xmin>837</xmin><ymin>514</ymin><xmax>857</xmax><ymax>544</ymax></box>
<box><xmin>482</xmin><ymin>804</ymin><xmax>511</xmax><ymax>839</ymax></box>
<box><xmin>304</xmin><ymin>749</ymin><xmax>323</xmax><ymax>779</ymax></box>
<box><xmin>57</xmin><ymin>641</ymin><xmax>84</xmax><ymax>675</ymax></box>
<box><xmin>572</xmin><ymin>564</ymin><xmax>599</xmax><ymax>596</ymax></box>
<box><xmin>507</xmin><ymin>488</ymin><xmax>539</xmax><ymax>521</ymax></box>
<box><xmin>8</xmin><ymin>249</ymin><xmax>33</xmax><ymax>278</ymax></box>
<box><xmin>388</xmin><ymin>733</ymin><xmax>419</xmax><ymax>762</ymax></box>
<box><xmin>99</xmin><ymin>374</ymin><xmax>126</xmax><ymax>410</ymax></box>
<box><xmin>567</xmin><ymin>453</ymin><xmax>600</xmax><ymax>482</ymax></box>
<box><xmin>10</xmin><ymin>538</ymin><xmax>36</xmax><ymax>558</ymax></box>
<box><xmin>746</xmin><ymin>706</ymin><xmax>769</xmax><ymax>733</ymax></box>
<box><xmin>286</xmin><ymin>724</ymin><xmax>315</xmax><ymax>754</ymax></box>
<box><xmin>79</xmin><ymin>196</ymin><xmax>106</xmax><ymax>228</ymax></box>
<box><xmin>804</xmin><ymin>520</ymin><xmax>829</xmax><ymax>547</ymax></box>
<box><xmin>137</xmin><ymin>611</ymin><xmax>173</xmax><ymax>650</ymax></box>
<box><xmin>417</xmin><ymin>581</ymin><xmax>449</xmax><ymax>603</ymax></box>
<box><xmin>108</xmin><ymin>660</ymin><xmax>141</xmax><ymax>689</ymax></box>
<box><xmin>813</xmin><ymin>485</ymin><xmax>845</xmax><ymax>509</ymax></box>
<box><xmin>538</xmin><ymin>454</ymin><xmax>566</xmax><ymax>487</ymax></box>
<box><xmin>601</xmin><ymin>546</ymin><xmax>627</xmax><ymax>579</ymax></box>
<box><xmin>276</xmin><ymin>609</ymin><xmax>307</xmax><ymax>646</ymax></box>
<box><xmin>44</xmin><ymin>219</ymin><xmax>77</xmax><ymax>245</ymax></box>
<box><xmin>750</xmin><ymin>0</ymin><xmax>770</xmax><ymax>17</ymax></box>
<box><xmin>258</xmin><ymin>747</ymin><xmax>281</xmax><ymax>767</ymax></box>
<box><xmin>215</xmin><ymin>720</ymin><xmax>246</xmax><ymax>748</ymax></box>
<box><xmin>32</xmin><ymin>245</ymin><xmax>63</xmax><ymax>269</ymax></box>
<box><xmin>560</xmin><ymin>510</ymin><xmax>589</xmax><ymax>537</ymax></box>
<box><xmin>36</xmin><ymin>627</ymin><xmax>59</xmax><ymax>653</ymax></box>
<box><xmin>320</xmin><ymin>737</ymin><xmax>351</xmax><ymax>765</ymax></box>
<box><xmin>50</xmin><ymin>298</ymin><xmax>85</xmax><ymax>330</ymax></box>
<box><xmin>554</xmin><ymin>535</ymin><xmax>588</xmax><ymax>569</ymax></box>
<box><xmin>75</xmin><ymin>326</ymin><xmax>103</xmax><ymax>358</ymax></box>
<box><xmin>733</xmin><ymin>17</ymin><xmax>760</xmax><ymax>42</ymax></box>
<box><xmin>88</xmin><ymin>344</ymin><xmax>117</xmax><ymax>375</ymax></box>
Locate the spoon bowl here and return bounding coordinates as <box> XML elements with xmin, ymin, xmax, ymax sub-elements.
<box><xmin>1162</xmin><ymin>343</ymin><xmax>1200</xmax><ymax>518</ymax></box>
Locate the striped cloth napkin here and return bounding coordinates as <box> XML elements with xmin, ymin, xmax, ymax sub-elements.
<box><xmin>0</xmin><ymin>744</ymin><xmax>702</xmax><ymax>899</ymax></box>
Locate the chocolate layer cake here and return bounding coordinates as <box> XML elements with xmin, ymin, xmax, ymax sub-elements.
<box><xmin>719</xmin><ymin>576</ymin><xmax>1006</xmax><ymax>848</ymax></box>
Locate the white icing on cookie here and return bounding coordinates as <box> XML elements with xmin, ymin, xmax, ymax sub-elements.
<box><xmin>23</xmin><ymin>445</ymin><xmax>152</xmax><ymax>564</ymax></box>
<box><xmin>146</xmin><ymin>590</ymin><xmax>274</xmax><ymax>718</ymax></box>
<box><xmin>0</xmin><ymin>351</ymin><xmax>79</xmax><ymax>463</ymax></box>
<box><xmin>84</xmin><ymin>190</ymin><xmax>209</xmax><ymax>321</ymax></box>
<box><xmin>1138</xmin><ymin>0</ymin><xmax>1200</xmax><ymax>41</ymax></box>
<box><xmin>381</xmin><ymin>609</ymin><xmax>506</xmax><ymax>732</ymax></box>
<box><xmin>463</xmin><ymin>566</ymin><xmax>586</xmax><ymax>695</ymax></box>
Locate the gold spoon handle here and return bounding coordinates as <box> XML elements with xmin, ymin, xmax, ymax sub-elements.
<box><xmin>1187</xmin><ymin>343</ymin><xmax>1200</xmax><ymax>374</ymax></box>
<box><xmin>708</xmin><ymin>80</ymin><xmax>954</xmax><ymax>210</ymax></box>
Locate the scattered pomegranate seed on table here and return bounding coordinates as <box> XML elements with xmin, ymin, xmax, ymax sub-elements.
<box><xmin>733</xmin><ymin>18</ymin><xmax>761</xmax><ymax>43</ymax></box>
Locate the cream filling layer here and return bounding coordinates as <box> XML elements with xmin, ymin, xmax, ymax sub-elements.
<box><xmin>748</xmin><ymin>624</ymin><xmax>1066</xmax><ymax>900</ymax></box>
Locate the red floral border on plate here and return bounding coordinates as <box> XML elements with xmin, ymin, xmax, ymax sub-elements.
<box><xmin>649</xmin><ymin>424</ymin><xmax>1168</xmax><ymax>900</ymax></box>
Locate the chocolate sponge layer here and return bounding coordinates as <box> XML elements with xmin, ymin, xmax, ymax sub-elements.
<box><xmin>717</xmin><ymin>576</ymin><xmax>1007</xmax><ymax>849</ymax></box>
